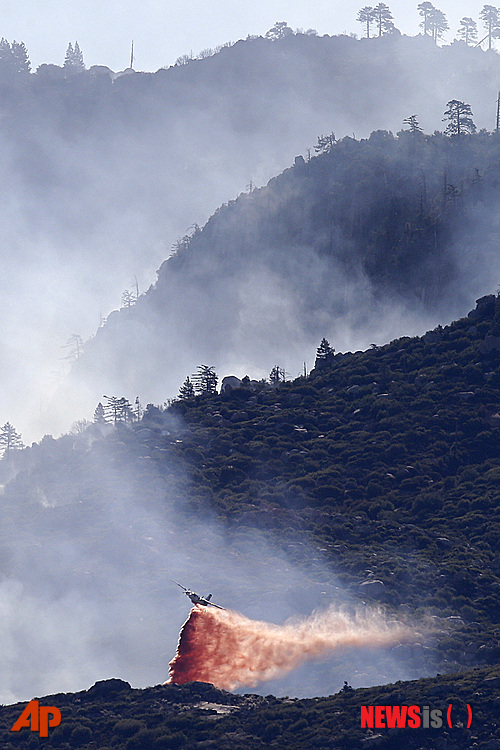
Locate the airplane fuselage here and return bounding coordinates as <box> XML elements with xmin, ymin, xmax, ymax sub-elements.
<box><xmin>172</xmin><ymin>580</ymin><xmax>224</xmax><ymax>609</ymax></box>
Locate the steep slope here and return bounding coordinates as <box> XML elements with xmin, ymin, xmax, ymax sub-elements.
<box><xmin>2</xmin><ymin>32</ymin><xmax>500</xmax><ymax>437</ymax></box>
<box><xmin>2</xmin><ymin>296</ymin><xmax>500</xmax><ymax>702</ymax></box>
<box><xmin>60</xmin><ymin>128</ymin><xmax>500</xmax><ymax>427</ymax></box>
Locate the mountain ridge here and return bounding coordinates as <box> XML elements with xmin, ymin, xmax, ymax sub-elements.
<box><xmin>55</xmin><ymin>126</ymin><xmax>500</xmax><ymax>430</ymax></box>
<box><xmin>2</xmin><ymin>667</ymin><xmax>500</xmax><ymax>749</ymax></box>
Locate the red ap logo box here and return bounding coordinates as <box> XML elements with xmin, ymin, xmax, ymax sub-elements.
<box><xmin>11</xmin><ymin>700</ymin><xmax>61</xmax><ymax>737</ymax></box>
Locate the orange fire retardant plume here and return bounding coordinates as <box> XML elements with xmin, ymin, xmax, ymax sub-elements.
<box><xmin>167</xmin><ymin>604</ymin><xmax>417</xmax><ymax>691</ymax></box>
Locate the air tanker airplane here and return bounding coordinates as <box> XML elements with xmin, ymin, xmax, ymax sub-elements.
<box><xmin>172</xmin><ymin>580</ymin><xmax>225</xmax><ymax>609</ymax></box>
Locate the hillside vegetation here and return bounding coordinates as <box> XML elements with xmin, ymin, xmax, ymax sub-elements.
<box><xmin>5</xmin><ymin>295</ymin><xmax>500</xmax><ymax>684</ymax></box>
<box><xmin>64</xmin><ymin>126</ymin><xmax>500</xmax><ymax>420</ymax></box>
<box><xmin>2</xmin><ymin>667</ymin><xmax>500</xmax><ymax>749</ymax></box>
<box><xmin>143</xmin><ymin>295</ymin><xmax>500</xmax><ymax>674</ymax></box>
<box><xmin>5</xmin><ymin>30</ymin><xmax>499</xmax><ymax>437</ymax></box>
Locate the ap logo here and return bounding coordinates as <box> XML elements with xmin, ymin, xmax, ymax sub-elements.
<box><xmin>11</xmin><ymin>700</ymin><xmax>61</xmax><ymax>737</ymax></box>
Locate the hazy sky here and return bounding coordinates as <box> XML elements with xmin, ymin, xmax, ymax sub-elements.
<box><xmin>4</xmin><ymin>0</ymin><xmax>496</xmax><ymax>72</ymax></box>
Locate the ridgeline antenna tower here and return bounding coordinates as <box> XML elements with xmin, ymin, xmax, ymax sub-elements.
<box><xmin>130</xmin><ymin>40</ymin><xmax>134</xmax><ymax>69</ymax></box>
<box><xmin>496</xmin><ymin>91</ymin><xmax>500</xmax><ymax>131</ymax></box>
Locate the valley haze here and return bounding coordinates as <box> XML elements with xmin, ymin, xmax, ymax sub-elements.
<box><xmin>1</xmin><ymin>11</ymin><xmax>500</xmax><ymax>736</ymax></box>
<box><xmin>0</xmin><ymin>29</ymin><xmax>500</xmax><ymax>439</ymax></box>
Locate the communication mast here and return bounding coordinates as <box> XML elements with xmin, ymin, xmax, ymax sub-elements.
<box><xmin>130</xmin><ymin>40</ymin><xmax>134</xmax><ymax>69</ymax></box>
<box><xmin>496</xmin><ymin>91</ymin><xmax>500</xmax><ymax>131</ymax></box>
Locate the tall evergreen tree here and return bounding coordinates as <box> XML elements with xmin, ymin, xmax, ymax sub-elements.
<box><xmin>62</xmin><ymin>334</ymin><xmax>83</xmax><ymax>362</ymax></box>
<box><xmin>0</xmin><ymin>38</ymin><xmax>31</xmax><ymax>75</ymax></box>
<box><xmin>93</xmin><ymin>402</ymin><xmax>107</xmax><ymax>424</ymax></box>
<box><xmin>178</xmin><ymin>376</ymin><xmax>195</xmax><ymax>400</ymax></box>
<box><xmin>457</xmin><ymin>17</ymin><xmax>478</xmax><ymax>45</ymax></box>
<box><xmin>265</xmin><ymin>22</ymin><xmax>294</xmax><ymax>40</ymax></box>
<box><xmin>357</xmin><ymin>7</ymin><xmax>376</xmax><ymax>38</ymax></box>
<box><xmin>73</xmin><ymin>42</ymin><xmax>84</xmax><ymax>69</ymax></box>
<box><xmin>418</xmin><ymin>2</ymin><xmax>435</xmax><ymax>35</ymax></box>
<box><xmin>269</xmin><ymin>365</ymin><xmax>286</xmax><ymax>385</ymax></box>
<box><xmin>134</xmin><ymin>396</ymin><xmax>142</xmax><ymax>421</ymax></box>
<box><xmin>314</xmin><ymin>132</ymin><xmax>336</xmax><ymax>154</ymax></box>
<box><xmin>403</xmin><ymin>114</ymin><xmax>423</xmax><ymax>133</ymax></box>
<box><xmin>316</xmin><ymin>338</ymin><xmax>335</xmax><ymax>360</ymax></box>
<box><xmin>0</xmin><ymin>422</ymin><xmax>24</xmax><ymax>458</ymax></box>
<box><xmin>480</xmin><ymin>5</ymin><xmax>500</xmax><ymax>50</ymax></box>
<box><xmin>192</xmin><ymin>366</ymin><xmax>218</xmax><ymax>395</ymax></box>
<box><xmin>103</xmin><ymin>395</ymin><xmax>134</xmax><ymax>425</ymax></box>
<box><xmin>315</xmin><ymin>338</ymin><xmax>335</xmax><ymax>368</ymax></box>
<box><xmin>443</xmin><ymin>100</ymin><xmax>476</xmax><ymax>137</ymax></box>
<box><xmin>64</xmin><ymin>42</ymin><xmax>74</xmax><ymax>67</ymax></box>
<box><xmin>64</xmin><ymin>41</ymin><xmax>85</xmax><ymax>73</ymax></box>
<box><xmin>372</xmin><ymin>3</ymin><xmax>395</xmax><ymax>36</ymax></box>
<box><xmin>428</xmin><ymin>7</ymin><xmax>449</xmax><ymax>41</ymax></box>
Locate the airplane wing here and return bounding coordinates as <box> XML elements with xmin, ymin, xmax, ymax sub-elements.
<box><xmin>207</xmin><ymin>601</ymin><xmax>225</xmax><ymax>610</ymax></box>
<box><xmin>172</xmin><ymin>580</ymin><xmax>188</xmax><ymax>592</ymax></box>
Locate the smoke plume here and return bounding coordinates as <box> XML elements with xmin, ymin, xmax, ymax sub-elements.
<box><xmin>167</xmin><ymin>604</ymin><xmax>419</xmax><ymax>691</ymax></box>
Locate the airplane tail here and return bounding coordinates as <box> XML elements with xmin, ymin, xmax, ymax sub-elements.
<box><xmin>205</xmin><ymin>594</ymin><xmax>212</xmax><ymax>601</ymax></box>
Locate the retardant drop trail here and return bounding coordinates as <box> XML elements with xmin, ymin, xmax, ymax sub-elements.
<box><xmin>166</xmin><ymin>604</ymin><xmax>419</xmax><ymax>691</ymax></box>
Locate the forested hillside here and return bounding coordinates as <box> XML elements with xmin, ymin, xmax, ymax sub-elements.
<box><xmin>2</xmin><ymin>669</ymin><xmax>500</xmax><ymax>749</ymax></box>
<box><xmin>1</xmin><ymin>30</ymin><xmax>500</xmax><ymax>437</ymax></box>
<box><xmin>61</xmin><ymin>126</ymin><xmax>500</xmax><ymax>426</ymax></box>
<box><xmin>2</xmin><ymin>295</ymin><xmax>500</xmax><ymax>703</ymax></box>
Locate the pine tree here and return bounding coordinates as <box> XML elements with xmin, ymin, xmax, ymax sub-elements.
<box><xmin>73</xmin><ymin>42</ymin><xmax>84</xmax><ymax>70</ymax></box>
<box><xmin>0</xmin><ymin>38</ymin><xmax>31</xmax><ymax>75</ymax></box>
<box><xmin>314</xmin><ymin>132</ymin><xmax>336</xmax><ymax>154</ymax></box>
<box><xmin>265</xmin><ymin>22</ymin><xmax>294</xmax><ymax>40</ymax></box>
<box><xmin>134</xmin><ymin>396</ymin><xmax>142</xmax><ymax>421</ymax></box>
<box><xmin>62</xmin><ymin>334</ymin><xmax>83</xmax><ymax>362</ymax></box>
<box><xmin>372</xmin><ymin>3</ymin><xmax>395</xmax><ymax>36</ymax></box>
<box><xmin>443</xmin><ymin>100</ymin><xmax>476</xmax><ymax>137</ymax></box>
<box><xmin>316</xmin><ymin>338</ymin><xmax>335</xmax><ymax>360</ymax></box>
<box><xmin>93</xmin><ymin>402</ymin><xmax>107</xmax><ymax>424</ymax></box>
<box><xmin>480</xmin><ymin>5</ymin><xmax>500</xmax><ymax>50</ymax></box>
<box><xmin>0</xmin><ymin>422</ymin><xmax>24</xmax><ymax>458</ymax></box>
<box><xmin>269</xmin><ymin>365</ymin><xmax>286</xmax><ymax>385</ymax></box>
<box><xmin>10</xmin><ymin>41</ymin><xmax>31</xmax><ymax>73</ymax></box>
<box><xmin>418</xmin><ymin>2</ymin><xmax>435</xmax><ymax>35</ymax></box>
<box><xmin>64</xmin><ymin>42</ymin><xmax>74</xmax><ymax>67</ymax></box>
<box><xmin>402</xmin><ymin>114</ymin><xmax>423</xmax><ymax>133</ymax></box>
<box><xmin>103</xmin><ymin>395</ymin><xmax>134</xmax><ymax>425</ymax></box>
<box><xmin>64</xmin><ymin>41</ymin><xmax>85</xmax><ymax>73</ymax></box>
<box><xmin>178</xmin><ymin>376</ymin><xmax>195</xmax><ymax>400</ymax></box>
<box><xmin>120</xmin><ymin>397</ymin><xmax>134</xmax><ymax>424</ymax></box>
<box><xmin>315</xmin><ymin>338</ymin><xmax>335</xmax><ymax>369</ymax></box>
<box><xmin>357</xmin><ymin>7</ymin><xmax>375</xmax><ymax>38</ymax></box>
<box><xmin>457</xmin><ymin>17</ymin><xmax>478</xmax><ymax>45</ymax></box>
<box><xmin>428</xmin><ymin>7</ymin><xmax>448</xmax><ymax>42</ymax></box>
<box><xmin>192</xmin><ymin>366</ymin><xmax>218</xmax><ymax>395</ymax></box>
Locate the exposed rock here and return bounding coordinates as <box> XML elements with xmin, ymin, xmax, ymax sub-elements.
<box><xmin>230</xmin><ymin>411</ymin><xmax>249</xmax><ymax>422</ymax></box>
<box><xmin>359</xmin><ymin>579</ymin><xmax>386</xmax><ymax>597</ymax></box>
<box><xmin>221</xmin><ymin>375</ymin><xmax>242</xmax><ymax>393</ymax></box>
<box><xmin>86</xmin><ymin>678</ymin><xmax>131</xmax><ymax>697</ymax></box>
<box><xmin>436</xmin><ymin>537</ymin><xmax>452</xmax><ymax>549</ymax></box>
<box><xmin>469</xmin><ymin>294</ymin><xmax>496</xmax><ymax>320</ymax></box>
<box><xmin>479</xmin><ymin>335</ymin><xmax>500</xmax><ymax>355</ymax></box>
<box><xmin>361</xmin><ymin>734</ymin><xmax>384</xmax><ymax>747</ymax></box>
